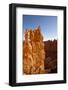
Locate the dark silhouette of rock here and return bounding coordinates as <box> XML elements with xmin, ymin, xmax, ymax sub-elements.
<box><xmin>44</xmin><ymin>40</ymin><xmax>57</xmax><ymax>73</ymax></box>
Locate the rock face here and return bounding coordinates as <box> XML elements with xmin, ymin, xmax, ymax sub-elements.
<box><xmin>23</xmin><ymin>27</ymin><xmax>45</xmax><ymax>74</ymax></box>
<box><xmin>44</xmin><ymin>40</ymin><xmax>57</xmax><ymax>73</ymax></box>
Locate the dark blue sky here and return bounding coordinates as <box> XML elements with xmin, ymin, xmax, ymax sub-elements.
<box><xmin>23</xmin><ymin>15</ymin><xmax>57</xmax><ymax>41</ymax></box>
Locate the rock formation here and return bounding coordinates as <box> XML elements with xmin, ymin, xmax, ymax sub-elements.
<box><xmin>23</xmin><ymin>27</ymin><xmax>45</xmax><ymax>74</ymax></box>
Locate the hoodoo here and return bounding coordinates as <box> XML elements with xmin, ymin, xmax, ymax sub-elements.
<box><xmin>23</xmin><ymin>27</ymin><xmax>45</xmax><ymax>74</ymax></box>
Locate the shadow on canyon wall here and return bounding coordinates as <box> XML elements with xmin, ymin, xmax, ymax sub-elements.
<box><xmin>44</xmin><ymin>40</ymin><xmax>57</xmax><ymax>73</ymax></box>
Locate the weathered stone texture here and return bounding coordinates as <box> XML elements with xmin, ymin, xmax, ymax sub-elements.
<box><xmin>23</xmin><ymin>27</ymin><xmax>45</xmax><ymax>74</ymax></box>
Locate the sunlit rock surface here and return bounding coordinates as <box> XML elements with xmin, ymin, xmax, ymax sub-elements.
<box><xmin>23</xmin><ymin>27</ymin><xmax>45</xmax><ymax>74</ymax></box>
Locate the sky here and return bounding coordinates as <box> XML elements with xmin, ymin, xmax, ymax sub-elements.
<box><xmin>23</xmin><ymin>15</ymin><xmax>57</xmax><ymax>41</ymax></box>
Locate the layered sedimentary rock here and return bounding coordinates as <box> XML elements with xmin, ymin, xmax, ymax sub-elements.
<box><xmin>23</xmin><ymin>27</ymin><xmax>45</xmax><ymax>74</ymax></box>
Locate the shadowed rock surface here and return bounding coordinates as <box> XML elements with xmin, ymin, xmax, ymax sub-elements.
<box><xmin>44</xmin><ymin>40</ymin><xmax>57</xmax><ymax>73</ymax></box>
